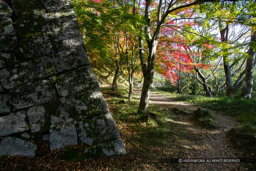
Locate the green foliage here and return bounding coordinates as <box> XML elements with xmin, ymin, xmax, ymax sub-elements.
<box><xmin>72</xmin><ymin>0</ymin><xmax>144</xmax><ymax>67</ymax></box>
<box><xmin>154</xmin><ymin>89</ymin><xmax>256</xmax><ymax>125</ymax></box>
<box><xmin>101</xmin><ymin>87</ymin><xmax>175</xmax><ymax>149</ymax></box>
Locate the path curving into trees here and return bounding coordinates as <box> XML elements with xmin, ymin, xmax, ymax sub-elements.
<box><xmin>134</xmin><ymin>89</ymin><xmax>253</xmax><ymax>170</ymax></box>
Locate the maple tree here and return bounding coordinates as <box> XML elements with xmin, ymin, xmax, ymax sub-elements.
<box><xmin>136</xmin><ymin>0</ymin><xmax>217</xmax><ymax>113</ymax></box>
<box><xmin>73</xmin><ymin>0</ymin><xmax>256</xmax><ymax>101</ymax></box>
<box><xmin>200</xmin><ymin>0</ymin><xmax>256</xmax><ymax>97</ymax></box>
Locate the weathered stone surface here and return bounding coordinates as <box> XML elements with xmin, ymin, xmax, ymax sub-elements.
<box><xmin>0</xmin><ymin>110</ymin><xmax>28</xmax><ymax>136</ymax></box>
<box><xmin>21</xmin><ymin>132</ymin><xmax>31</xmax><ymax>139</ymax></box>
<box><xmin>49</xmin><ymin>18</ymin><xmax>81</xmax><ymax>41</ymax></box>
<box><xmin>0</xmin><ymin>64</ymin><xmax>34</xmax><ymax>89</ymax></box>
<box><xmin>59</xmin><ymin>88</ymin><xmax>109</xmax><ymax>120</ymax></box>
<box><xmin>42</xmin><ymin>134</ymin><xmax>50</xmax><ymax>141</ymax></box>
<box><xmin>0</xmin><ymin>17</ymin><xmax>15</xmax><ymax>36</ymax></box>
<box><xmin>40</xmin><ymin>0</ymin><xmax>72</xmax><ymax>12</ymax></box>
<box><xmin>0</xmin><ymin>35</ymin><xmax>17</xmax><ymax>51</ymax></box>
<box><xmin>10</xmin><ymin>81</ymin><xmax>55</xmax><ymax>110</ymax></box>
<box><xmin>50</xmin><ymin>107</ymin><xmax>73</xmax><ymax>127</ymax></box>
<box><xmin>83</xmin><ymin>138</ymin><xmax>127</xmax><ymax>158</ymax></box>
<box><xmin>0</xmin><ymin>1</ymin><xmax>12</xmax><ymax>17</ymax></box>
<box><xmin>0</xmin><ymin>68</ymin><xmax>10</xmax><ymax>87</ymax></box>
<box><xmin>16</xmin><ymin>9</ymin><xmax>75</xmax><ymax>39</ymax></box>
<box><xmin>0</xmin><ymin>84</ymin><xmax>4</xmax><ymax>93</ymax></box>
<box><xmin>78</xmin><ymin>113</ymin><xmax>120</xmax><ymax>146</ymax></box>
<box><xmin>0</xmin><ymin>53</ymin><xmax>16</xmax><ymax>69</ymax></box>
<box><xmin>50</xmin><ymin>122</ymin><xmax>78</xmax><ymax>150</ymax></box>
<box><xmin>27</xmin><ymin>106</ymin><xmax>46</xmax><ymax>133</ymax></box>
<box><xmin>0</xmin><ymin>0</ymin><xmax>126</xmax><ymax>158</ymax></box>
<box><xmin>54</xmin><ymin>66</ymin><xmax>96</xmax><ymax>97</ymax></box>
<box><xmin>0</xmin><ymin>137</ymin><xmax>37</xmax><ymax>157</ymax></box>
<box><xmin>193</xmin><ymin>108</ymin><xmax>218</xmax><ymax>129</ymax></box>
<box><xmin>19</xmin><ymin>36</ymin><xmax>53</xmax><ymax>59</ymax></box>
<box><xmin>0</xmin><ymin>94</ymin><xmax>10</xmax><ymax>113</ymax></box>
<box><xmin>12</xmin><ymin>0</ymin><xmax>45</xmax><ymax>16</ymax></box>
<box><xmin>41</xmin><ymin>48</ymin><xmax>89</xmax><ymax>75</ymax></box>
<box><xmin>193</xmin><ymin>107</ymin><xmax>212</xmax><ymax>118</ymax></box>
<box><xmin>0</xmin><ymin>4</ymin><xmax>17</xmax><ymax>52</ymax></box>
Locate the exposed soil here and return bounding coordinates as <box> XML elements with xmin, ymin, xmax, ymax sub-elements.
<box><xmin>0</xmin><ymin>88</ymin><xmax>255</xmax><ymax>170</ymax></box>
<box><xmin>133</xmin><ymin>89</ymin><xmax>255</xmax><ymax>170</ymax></box>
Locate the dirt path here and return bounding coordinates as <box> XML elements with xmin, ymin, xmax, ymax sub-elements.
<box><xmin>134</xmin><ymin>90</ymin><xmax>251</xmax><ymax>170</ymax></box>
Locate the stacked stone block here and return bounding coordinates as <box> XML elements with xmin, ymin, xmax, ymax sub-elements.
<box><xmin>0</xmin><ymin>0</ymin><xmax>126</xmax><ymax>158</ymax></box>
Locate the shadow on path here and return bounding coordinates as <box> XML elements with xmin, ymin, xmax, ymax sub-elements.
<box><xmin>133</xmin><ymin>89</ymin><xmax>253</xmax><ymax>170</ymax></box>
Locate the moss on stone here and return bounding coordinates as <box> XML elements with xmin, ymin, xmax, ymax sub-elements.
<box><xmin>198</xmin><ymin>117</ymin><xmax>218</xmax><ymax>129</ymax></box>
<box><xmin>193</xmin><ymin>108</ymin><xmax>218</xmax><ymax>129</ymax></box>
<box><xmin>12</xmin><ymin>0</ymin><xmax>45</xmax><ymax>16</ymax></box>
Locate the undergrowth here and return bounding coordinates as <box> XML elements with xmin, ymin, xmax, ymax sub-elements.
<box><xmin>154</xmin><ymin>89</ymin><xmax>256</xmax><ymax>125</ymax></box>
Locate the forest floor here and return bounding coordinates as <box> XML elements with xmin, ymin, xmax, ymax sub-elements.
<box><xmin>0</xmin><ymin>87</ymin><xmax>255</xmax><ymax>170</ymax></box>
<box><xmin>134</xmin><ymin>89</ymin><xmax>254</xmax><ymax>170</ymax></box>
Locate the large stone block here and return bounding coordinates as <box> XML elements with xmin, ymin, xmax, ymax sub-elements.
<box><xmin>54</xmin><ymin>66</ymin><xmax>96</xmax><ymax>97</ymax></box>
<box><xmin>49</xmin><ymin>18</ymin><xmax>81</xmax><ymax>41</ymax></box>
<box><xmin>58</xmin><ymin>87</ymin><xmax>109</xmax><ymax>120</ymax></box>
<box><xmin>0</xmin><ymin>68</ymin><xmax>10</xmax><ymax>88</ymax></box>
<box><xmin>12</xmin><ymin>0</ymin><xmax>45</xmax><ymax>16</ymax></box>
<box><xmin>0</xmin><ymin>110</ymin><xmax>28</xmax><ymax>136</ymax></box>
<box><xmin>0</xmin><ymin>0</ymin><xmax>126</xmax><ymax>158</ymax></box>
<box><xmin>0</xmin><ymin>1</ymin><xmax>13</xmax><ymax>17</ymax></box>
<box><xmin>78</xmin><ymin>113</ymin><xmax>120</xmax><ymax>146</ymax></box>
<box><xmin>16</xmin><ymin>8</ymin><xmax>75</xmax><ymax>39</ymax></box>
<box><xmin>40</xmin><ymin>0</ymin><xmax>72</xmax><ymax>12</ymax></box>
<box><xmin>0</xmin><ymin>58</ymin><xmax>50</xmax><ymax>90</ymax></box>
<box><xmin>0</xmin><ymin>53</ymin><xmax>17</xmax><ymax>69</ymax></box>
<box><xmin>0</xmin><ymin>137</ymin><xmax>37</xmax><ymax>157</ymax></box>
<box><xmin>0</xmin><ymin>94</ymin><xmax>10</xmax><ymax>113</ymax></box>
<box><xmin>0</xmin><ymin>35</ymin><xmax>18</xmax><ymax>52</ymax></box>
<box><xmin>16</xmin><ymin>13</ymin><xmax>51</xmax><ymax>38</ymax></box>
<box><xmin>0</xmin><ymin>84</ymin><xmax>4</xmax><ymax>93</ymax></box>
<box><xmin>10</xmin><ymin>80</ymin><xmax>56</xmax><ymax>110</ymax></box>
<box><xmin>50</xmin><ymin>106</ymin><xmax>73</xmax><ymax>127</ymax></box>
<box><xmin>0</xmin><ymin>63</ymin><xmax>34</xmax><ymax>90</ymax></box>
<box><xmin>27</xmin><ymin>106</ymin><xmax>46</xmax><ymax>133</ymax></box>
<box><xmin>43</xmin><ymin>9</ymin><xmax>76</xmax><ymax>26</ymax></box>
<box><xmin>50</xmin><ymin>122</ymin><xmax>77</xmax><ymax>150</ymax></box>
<box><xmin>0</xmin><ymin>17</ymin><xmax>15</xmax><ymax>36</ymax></box>
<box><xmin>19</xmin><ymin>36</ymin><xmax>54</xmax><ymax>59</ymax></box>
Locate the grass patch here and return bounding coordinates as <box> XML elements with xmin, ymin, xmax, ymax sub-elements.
<box><xmin>153</xmin><ymin>89</ymin><xmax>256</xmax><ymax>125</ymax></box>
<box><xmin>101</xmin><ymin>87</ymin><xmax>175</xmax><ymax>155</ymax></box>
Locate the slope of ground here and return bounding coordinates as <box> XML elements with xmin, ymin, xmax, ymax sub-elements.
<box><xmin>0</xmin><ymin>87</ymin><xmax>255</xmax><ymax>170</ymax></box>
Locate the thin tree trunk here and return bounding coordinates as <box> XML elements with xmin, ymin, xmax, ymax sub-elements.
<box><xmin>177</xmin><ymin>79</ymin><xmax>181</xmax><ymax>94</ymax></box>
<box><xmin>242</xmin><ymin>31</ymin><xmax>256</xmax><ymax>99</ymax></box>
<box><xmin>220</xmin><ymin>25</ymin><xmax>233</xmax><ymax>97</ymax></box>
<box><xmin>128</xmin><ymin>73</ymin><xmax>134</xmax><ymax>102</ymax></box>
<box><xmin>223</xmin><ymin>55</ymin><xmax>233</xmax><ymax>97</ymax></box>
<box><xmin>138</xmin><ymin>73</ymin><xmax>153</xmax><ymax>113</ymax></box>
<box><xmin>112</xmin><ymin>65</ymin><xmax>120</xmax><ymax>90</ymax></box>
<box><xmin>138</xmin><ymin>43</ymin><xmax>156</xmax><ymax>112</ymax></box>
<box><xmin>195</xmin><ymin>68</ymin><xmax>212</xmax><ymax>97</ymax></box>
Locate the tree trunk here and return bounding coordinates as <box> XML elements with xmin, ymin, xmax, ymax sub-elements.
<box><xmin>112</xmin><ymin>66</ymin><xmax>119</xmax><ymax>90</ymax></box>
<box><xmin>128</xmin><ymin>73</ymin><xmax>134</xmax><ymax>102</ymax></box>
<box><xmin>220</xmin><ymin>25</ymin><xmax>233</xmax><ymax>97</ymax></box>
<box><xmin>223</xmin><ymin>56</ymin><xmax>233</xmax><ymax>97</ymax></box>
<box><xmin>195</xmin><ymin>68</ymin><xmax>212</xmax><ymax>97</ymax></box>
<box><xmin>177</xmin><ymin>79</ymin><xmax>181</xmax><ymax>94</ymax></box>
<box><xmin>242</xmin><ymin>31</ymin><xmax>256</xmax><ymax>99</ymax></box>
<box><xmin>138</xmin><ymin>73</ymin><xmax>153</xmax><ymax>113</ymax></box>
<box><xmin>203</xmin><ymin>84</ymin><xmax>212</xmax><ymax>97</ymax></box>
<box><xmin>138</xmin><ymin>42</ymin><xmax>157</xmax><ymax>113</ymax></box>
